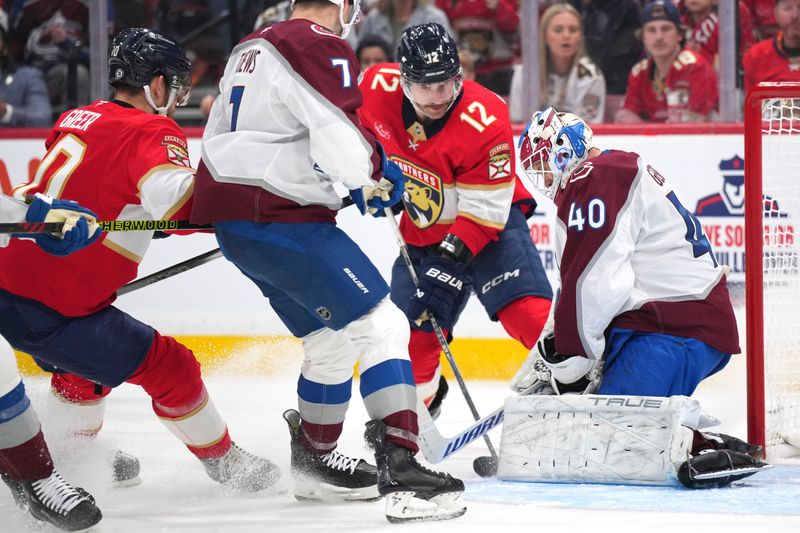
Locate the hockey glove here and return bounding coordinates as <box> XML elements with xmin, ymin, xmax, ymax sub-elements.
<box><xmin>25</xmin><ymin>193</ymin><xmax>101</xmax><ymax>256</ymax></box>
<box><xmin>407</xmin><ymin>255</ymin><xmax>466</xmax><ymax>323</ymax></box>
<box><xmin>348</xmin><ymin>143</ymin><xmax>407</xmax><ymax>218</ymax></box>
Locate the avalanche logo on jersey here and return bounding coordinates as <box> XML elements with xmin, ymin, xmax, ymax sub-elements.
<box><xmin>391</xmin><ymin>156</ymin><xmax>443</xmax><ymax>229</ymax></box>
<box><xmin>488</xmin><ymin>143</ymin><xmax>512</xmax><ymax>180</ymax></box>
<box><xmin>163</xmin><ymin>139</ymin><xmax>191</xmax><ymax>168</ymax></box>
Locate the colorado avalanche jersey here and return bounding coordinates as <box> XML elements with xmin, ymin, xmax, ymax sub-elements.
<box><xmin>0</xmin><ymin>100</ymin><xmax>194</xmax><ymax>316</ymax></box>
<box><xmin>622</xmin><ymin>49</ymin><xmax>718</xmax><ymax>122</ymax></box>
<box><xmin>191</xmin><ymin>19</ymin><xmax>383</xmax><ymax>224</ymax></box>
<box><xmin>552</xmin><ymin>150</ymin><xmax>739</xmax><ymax>359</ymax></box>
<box><xmin>359</xmin><ymin>64</ymin><xmax>532</xmax><ymax>255</ymax></box>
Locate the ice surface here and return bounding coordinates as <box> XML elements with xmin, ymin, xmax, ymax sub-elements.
<box><xmin>2</xmin><ymin>356</ymin><xmax>798</xmax><ymax>533</ymax></box>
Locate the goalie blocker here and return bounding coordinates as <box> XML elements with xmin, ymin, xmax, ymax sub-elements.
<box><xmin>498</xmin><ymin>395</ymin><xmax>769</xmax><ymax>488</ymax></box>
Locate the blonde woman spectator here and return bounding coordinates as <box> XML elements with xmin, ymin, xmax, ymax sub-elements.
<box><xmin>356</xmin><ymin>0</ymin><xmax>452</xmax><ymax>51</ymax></box>
<box><xmin>509</xmin><ymin>3</ymin><xmax>605</xmax><ymax>123</ymax></box>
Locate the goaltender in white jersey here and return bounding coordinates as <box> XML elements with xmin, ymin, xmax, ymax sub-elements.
<box><xmin>500</xmin><ymin>107</ymin><xmax>767</xmax><ymax>489</ymax></box>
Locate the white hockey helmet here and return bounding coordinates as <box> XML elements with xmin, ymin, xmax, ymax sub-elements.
<box><xmin>518</xmin><ymin>106</ymin><xmax>593</xmax><ymax>200</ymax></box>
<box><xmin>296</xmin><ymin>0</ymin><xmax>361</xmax><ymax>39</ymax></box>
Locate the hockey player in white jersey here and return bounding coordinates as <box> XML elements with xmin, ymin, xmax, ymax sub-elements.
<box><xmin>509</xmin><ymin>107</ymin><xmax>767</xmax><ymax>488</ymax></box>
<box><xmin>191</xmin><ymin>0</ymin><xmax>465</xmax><ymax>522</ymax></box>
<box><xmin>0</xmin><ymin>193</ymin><xmax>103</xmax><ymax>530</ymax></box>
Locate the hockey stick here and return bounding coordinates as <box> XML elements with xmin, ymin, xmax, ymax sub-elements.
<box><xmin>384</xmin><ymin>208</ymin><xmax>500</xmax><ymax>465</ymax></box>
<box><xmin>118</xmin><ymin>248</ymin><xmax>223</xmax><ymax>296</ymax></box>
<box><xmin>416</xmin><ymin>395</ymin><xmax>504</xmax><ymax>463</ymax></box>
<box><xmin>1</xmin><ymin>219</ymin><xmax>214</xmax><ymax>235</ymax></box>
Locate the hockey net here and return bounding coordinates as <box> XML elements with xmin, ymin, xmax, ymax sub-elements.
<box><xmin>745</xmin><ymin>83</ymin><xmax>800</xmax><ymax>458</ymax></box>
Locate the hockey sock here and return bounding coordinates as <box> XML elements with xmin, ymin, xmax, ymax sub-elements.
<box><xmin>408</xmin><ymin>328</ymin><xmax>447</xmax><ymax>404</ymax></box>
<box><xmin>496</xmin><ymin>296</ymin><xmax>552</xmax><ymax>350</ymax></box>
<box><xmin>0</xmin><ymin>430</ymin><xmax>54</xmax><ymax>481</ymax></box>
<box><xmin>126</xmin><ymin>332</ymin><xmax>230</xmax><ymax>459</ymax></box>
<box><xmin>49</xmin><ymin>373</ymin><xmax>110</xmax><ymax>438</ymax></box>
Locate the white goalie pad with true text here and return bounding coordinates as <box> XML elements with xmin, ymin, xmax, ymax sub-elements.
<box><xmin>497</xmin><ymin>394</ymin><xmax>716</xmax><ymax>486</ymax></box>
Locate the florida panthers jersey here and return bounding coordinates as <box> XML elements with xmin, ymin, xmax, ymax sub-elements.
<box><xmin>191</xmin><ymin>19</ymin><xmax>383</xmax><ymax>225</ymax></box>
<box><xmin>359</xmin><ymin>64</ymin><xmax>532</xmax><ymax>255</ymax></box>
<box><xmin>0</xmin><ymin>100</ymin><xmax>194</xmax><ymax>316</ymax></box>
<box><xmin>552</xmin><ymin>150</ymin><xmax>739</xmax><ymax>359</ymax></box>
<box><xmin>622</xmin><ymin>49</ymin><xmax>718</xmax><ymax>122</ymax></box>
<box><xmin>742</xmin><ymin>36</ymin><xmax>800</xmax><ymax>93</ymax></box>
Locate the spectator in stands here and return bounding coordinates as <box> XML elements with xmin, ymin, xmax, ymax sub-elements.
<box><xmin>356</xmin><ymin>35</ymin><xmax>392</xmax><ymax>71</ymax></box>
<box><xmin>509</xmin><ymin>2</ymin><xmax>605</xmax><ymax>123</ymax></box>
<box><xmin>438</xmin><ymin>0</ymin><xmax>519</xmax><ymax>95</ymax></box>
<box><xmin>7</xmin><ymin>1</ymin><xmax>107</xmax><ymax>116</ymax></box>
<box><xmin>681</xmin><ymin>0</ymin><xmax>756</xmax><ymax>69</ymax></box>
<box><xmin>569</xmin><ymin>0</ymin><xmax>642</xmax><ymax>99</ymax></box>
<box><xmin>743</xmin><ymin>0</ymin><xmax>800</xmax><ymax>93</ymax></box>
<box><xmin>745</xmin><ymin>0</ymin><xmax>779</xmax><ymax>39</ymax></box>
<box><xmin>615</xmin><ymin>0</ymin><xmax>718</xmax><ymax>123</ymax></box>
<box><xmin>356</xmin><ymin>0</ymin><xmax>452</xmax><ymax>51</ymax></box>
<box><xmin>0</xmin><ymin>10</ymin><xmax>51</xmax><ymax>127</ymax></box>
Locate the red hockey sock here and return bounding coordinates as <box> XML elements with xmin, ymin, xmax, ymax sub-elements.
<box><xmin>51</xmin><ymin>372</ymin><xmax>111</xmax><ymax>402</ymax></box>
<box><xmin>408</xmin><ymin>328</ymin><xmax>447</xmax><ymax>403</ymax></box>
<box><xmin>496</xmin><ymin>296</ymin><xmax>552</xmax><ymax>350</ymax></box>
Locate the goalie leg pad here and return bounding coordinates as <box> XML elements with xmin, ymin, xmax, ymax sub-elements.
<box><xmin>497</xmin><ymin>394</ymin><xmax>698</xmax><ymax>485</ymax></box>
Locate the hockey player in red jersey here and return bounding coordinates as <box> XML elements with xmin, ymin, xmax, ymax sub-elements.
<box><xmin>1</xmin><ymin>194</ymin><xmax>102</xmax><ymax>530</ymax></box>
<box><xmin>357</xmin><ymin>23</ymin><xmax>553</xmax><ymax>418</ymax></box>
<box><xmin>0</xmin><ymin>28</ymin><xmax>278</xmax><ymax>495</ymax></box>
<box><xmin>191</xmin><ymin>0</ymin><xmax>465</xmax><ymax>523</ymax></box>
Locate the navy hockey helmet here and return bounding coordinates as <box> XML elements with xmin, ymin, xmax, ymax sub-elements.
<box><xmin>108</xmin><ymin>28</ymin><xmax>191</xmax><ymax>114</ymax></box>
<box><xmin>397</xmin><ymin>23</ymin><xmax>461</xmax><ymax>84</ymax></box>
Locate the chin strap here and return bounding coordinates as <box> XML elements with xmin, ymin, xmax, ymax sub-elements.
<box><xmin>143</xmin><ymin>85</ymin><xmax>178</xmax><ymax>116</ymax></box>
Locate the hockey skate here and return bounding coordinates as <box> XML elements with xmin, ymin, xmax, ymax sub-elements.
<box><xmin>677</xmin><ymin>449</ymin><xmax>771</xmax><ymax>489</ymax></box>
<box><xmin>200</xmin><ymin>441</ymin><xmax>281</xmax><ymax>492</ymax></box>
<box><xmin>283</xmin><ymin>409</ymin><xmax>380</xmax><ymax>502</ymax></box>
<box><xmin>3</xmin><ymin>471</ymin><xmax>102</xmax><ymax>531</ymax></box>
<box><xmin>365</xmin><ymin>419</ymin><xmax>466</xmax><ymax>523</ymax></box>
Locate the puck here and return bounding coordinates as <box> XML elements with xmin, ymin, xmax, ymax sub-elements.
<box><xmin>473</xmin><ymin>455</ymin><xmax>498</xmax><ymax>478</ymax></box>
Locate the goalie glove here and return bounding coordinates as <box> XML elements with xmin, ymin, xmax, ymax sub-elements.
<box><xmin>25</xmin><ymin>193</ymin><xmax>101</xmax><ymax>256</ymax></box>
<box><xmin>512</xmin><ymin>333</ymin><xmax>602</xmax><ymax>395</ymax></box>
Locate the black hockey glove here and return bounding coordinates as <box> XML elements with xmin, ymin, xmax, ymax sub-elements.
<box><xmin>407</xmin><ymin>255</ymin><xmax>466</xmax><ymax>323</ymax></box>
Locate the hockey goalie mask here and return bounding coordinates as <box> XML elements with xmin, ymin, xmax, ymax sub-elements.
<box><xmin>518</xmin><ymin>107</ymin><xmax>593</xmax><ymax>200</ymax></box>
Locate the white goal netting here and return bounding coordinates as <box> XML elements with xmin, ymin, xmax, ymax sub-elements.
<box><xmin>759</xmin><ymin>97</ymin><xmax>800</xmax><ymax>452</ymax></box>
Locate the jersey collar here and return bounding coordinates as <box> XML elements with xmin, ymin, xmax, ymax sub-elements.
<box><xmin>401</xmin><ymin>90</ymin><xmax>464</xmax><ymax>141</ymax></box>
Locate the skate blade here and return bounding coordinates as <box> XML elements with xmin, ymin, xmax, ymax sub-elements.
<box><xmin>692</xmin><ymin>463</ymin><xmax>773</xmax><ymax>480</ymax></box>
<box><xmin>384</xmin><ymin>491</ymin><xmax>466</xmax><ymax>523</ymax></box>
<box><xmin>293</xmin><ymin>479</ymin><xmax>382</xmax><ymax>503</ymax></box>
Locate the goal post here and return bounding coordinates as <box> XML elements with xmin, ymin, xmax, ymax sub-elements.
<box><xmin>744</xmin><ymin>82</ymin><xmax>800</xmax><ymax>456</ymax></box>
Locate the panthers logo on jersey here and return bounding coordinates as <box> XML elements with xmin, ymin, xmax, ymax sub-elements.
<box><xmin>391</xmin><ymin>156</ymin><xmax>444</xmax><ymax>229</ymax></box>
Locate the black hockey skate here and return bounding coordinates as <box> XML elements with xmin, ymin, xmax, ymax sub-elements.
<box><xmin>427</xmin><ymin>376</ymin><xmax>449</xmax><ymax>421</ymax></box>
<box><xmin>283</xmin><ymin>409</ymin><xmax>380</xmax><ymax>502</ymax></box>
<box><xmin>4</xmin><ymin>470</ymin><xmax>102</xmax><ymax>531</ymax></box>
<box><xmin>699</xmin><ymin>432</ymin><xmax>764</xmax><ymax>459</ymax></box>
<box><xmin>677</xmin><ymin>449</ymin><xmax>771</xmax><ymax>489</ymax></box>
<box><xmin>365</xmin><ymin>419</ymin><xmax>466</xmax><ymax>523</ymax></box>
<box><xmin>201</xmin><ymin>441</ymin><xmax>281</xmax><ymax>492</ymax></box>
<box><xmin>110</xmin><ymin>449</ymin><xmax>141</xmax><ymax>486</ymax></box>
